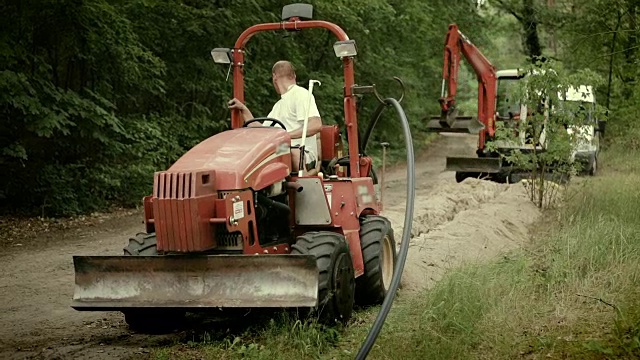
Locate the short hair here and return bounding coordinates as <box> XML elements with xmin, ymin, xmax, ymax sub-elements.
<box><xmin>272</xmin><ymin>60</ymin><xmax>296</xmax><ymax>79</ymax></box>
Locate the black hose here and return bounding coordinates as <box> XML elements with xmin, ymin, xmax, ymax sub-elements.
<box><xmin>256</xmin><ymin>193</ymin><xmax>291</xmax><ymax>216</ymax></box>
<box><xmin>355</xmin><ymin>97</ymin><xmax>416</xmax><ymax>359</ymax></box>
<box><xmin>360</xmin><ymin>102</ymin><xmax>387</xmax><ymax>155</ymax></box>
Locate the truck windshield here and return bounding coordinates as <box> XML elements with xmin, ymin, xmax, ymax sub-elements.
<box><xmin>496</xmin><ymin>77</ymin><xmax>521</xmax><ymax>118</ymax></box>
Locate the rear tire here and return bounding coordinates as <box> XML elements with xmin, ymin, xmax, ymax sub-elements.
<box><xmin>355</xmin><ymin>215</ymin><xmax>397</xmax><ymax>306</ymax></box>
<box><xmin>455</xmin><ymin>171</ymin><xmax>468</xmax><ymax>183</ymax></box>
<box><xmin>291</xmin><ymin>231</ymin><xmax>355</xmax><ymax>324</ymax></box>
<box><xmin>121</xmin><ymin>233</ymin><xmax>185</xmax><ymax>333</ymax></box>
<box><xmin>123</xmin><ymin>310</ymin><xmax>186</xmax><ymax>334</ymax></box>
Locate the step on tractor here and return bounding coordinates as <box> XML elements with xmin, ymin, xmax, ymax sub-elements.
<box><xmin>425</xmin><ymin>24</ymin><xmax>603</xmax><ymax>183</ymax></box>
<box><xmin>70</xmin><ymin>4</ymin><xmax>407</xmax><ymax>332</ymax></box>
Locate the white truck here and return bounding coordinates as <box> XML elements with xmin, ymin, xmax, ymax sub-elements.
<box><xmin>561</xmin><ymin>85</ymin><xmax>602</xmax><ymax>176</ymax></box>
<box><xmin>495</xmin><ymin>74</ymin><xmax>603</xmax><ymax>177</ymax></box>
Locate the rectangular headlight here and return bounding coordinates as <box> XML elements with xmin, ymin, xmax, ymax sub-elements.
<box><xmin>210</xmin><ymin>48</ymin><xmax>231</xmax><ymax>64</ymax></box>
<box><xmin>333</xmin><ymin>40</ymin><xmax>357</xmax><ymax>58</ymax></box>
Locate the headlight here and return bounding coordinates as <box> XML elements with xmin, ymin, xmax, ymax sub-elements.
<box><xmin>333</xmin><ymin>40</ymin><xmax>357</xmax><ymax>58</ymax></box>
<box><xmin>210</xmin><ymin>48</ymin><xmax>232</xmax><ymax>64</ymax></box>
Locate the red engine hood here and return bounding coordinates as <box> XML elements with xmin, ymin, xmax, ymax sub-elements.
<box><xmin>167</xmin><ymin>127</ymin><xmax>292</xmax><ymax>191</ymax></box>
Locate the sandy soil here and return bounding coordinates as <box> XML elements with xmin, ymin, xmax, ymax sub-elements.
<box><xmin>378</xmin><ymin>134</ymin><xmax>541</xmax><ymax>292</ymax></box>
<box><xmin>0</xmin><ymin>133</ymin><xmax>541</xmax><ymax>359</ymax></box>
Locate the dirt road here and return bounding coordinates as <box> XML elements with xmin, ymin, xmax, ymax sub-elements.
<box><xmin>0</xmin><ymin>133</ymin><xmax>541</xmax><ymax>359</ymax></box>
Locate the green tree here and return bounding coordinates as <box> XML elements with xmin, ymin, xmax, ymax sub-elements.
<box><xmin>1</xmin><ymin>0</ymin><xmax>491</xmax><ymax>217</ymax></box>
<box><xmin>487</xmin><ymin>61</ymin><xmax>606</xmax><ymax>208</ymax></box>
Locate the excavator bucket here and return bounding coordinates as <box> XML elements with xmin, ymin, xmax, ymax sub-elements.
<box><xmin>426</xmin><ymin>109</ymin><xmax>485</xmax><ymax>134</ymax></box>
<box><xmin>445</xmin><ymin>156</ymin><xmax>503</xmax><ymax>173</ymax></box>
<box><xmin>71</xmin><ymin>255</ymin><xmax>319</xmax><ymax>310</ymax></box>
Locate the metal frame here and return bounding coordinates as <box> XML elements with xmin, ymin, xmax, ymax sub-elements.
<box><xmin>229</xmin><ymin>18</ymin><xmax>362</xmax><ymax>178</ymax></box>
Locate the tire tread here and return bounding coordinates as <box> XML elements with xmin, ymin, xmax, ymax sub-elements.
<box><xmin>355</xmin><ymin>215</ymin><xmax>396</xmax><ymax>306</ymax></box>
<box><xmin>291</xmin><ymin>231</ymin><xmax>354</xmax><ymax>323</ymax></box>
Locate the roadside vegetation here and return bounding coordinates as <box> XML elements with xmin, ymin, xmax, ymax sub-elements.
<box><xmin>361</xmin><ymin>144</ymin><xmax>640</xmax><ymax>360</ymax></box>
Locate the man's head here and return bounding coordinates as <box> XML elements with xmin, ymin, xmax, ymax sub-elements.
<box><xmin>272</xmin><ymin>60</ymin><xmax>296</xmax><ymax>94</ymax></box>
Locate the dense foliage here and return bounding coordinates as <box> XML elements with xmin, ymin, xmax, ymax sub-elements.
<box><xmin>1</xmin><ymin>0</ymin><xmax>637</xmax><ymax>217</ymax></box>
<box><xmin>0</xmin><ymin>0</ymin><xmax>489</xmax><ymax>217</ymax></box>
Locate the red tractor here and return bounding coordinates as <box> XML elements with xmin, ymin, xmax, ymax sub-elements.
<box><xmin>71</xmin><ymin>4</ymin><xmax>401</xmax><ymax>331</ymax></box>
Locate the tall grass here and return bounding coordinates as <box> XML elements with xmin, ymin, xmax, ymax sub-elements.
<box><xmin>358</xmin><ymin>145</ymin><xmax>640</xmax><ymax>359</ymax></box>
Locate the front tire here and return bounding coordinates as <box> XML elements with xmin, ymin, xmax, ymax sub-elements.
<box><xmin>123</xmin><ymin>232</ymin><xmax>158</xmax><ymax>256</ymax></box>
<box><xmin>123</xmin><ymin>310</ymin><xmax>186</xmax><ymax>334</ymax></box>
<box><xmin>455</xmin><ymin>171</ymin><xmax>468</xmax><ymax>183</ymax></box>
<box><xmin>291</xmin><ymin>231</ymin><xmax>355</xmax><ymax>324</ymax></box>
<box><xmin>121</xmin><ymin>233</ymin><xmax>185</xmax><ymax>333</ymax></box>
<box><xmin>355</xmin><ymin>216</ymin><xmax>397</xmax><ymax>306</ymax></box>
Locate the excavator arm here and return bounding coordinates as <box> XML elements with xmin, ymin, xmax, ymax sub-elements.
<box><xmin>428</xmin><ymin>23</ymin><xmax>497</xmax><ymax>151</ymax></box>
<box><xmin>427</xmin><ymin>24</ymin><xmax>550</xmax><ymax>183</ymax></box>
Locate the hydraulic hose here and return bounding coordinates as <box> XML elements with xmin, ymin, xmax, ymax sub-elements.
<box><xmin>360</xmin><ymin>102</ymin><xmax>387</xmax><ymax>155</ymax></box>
<box><xmin>355</xmin><ymin>97</ymin><xmax>416</xmax><ymax>360</ymax></box>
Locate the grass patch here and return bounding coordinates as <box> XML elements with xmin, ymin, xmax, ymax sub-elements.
<box><xmin>355</xmin><ymin>144</ymin><xmax>640</xmax><ymax>359</ymax></box>
<box><xmin>152</xmin><ymin>309</ymin><xmax>378</xmax><ymax>360</ymax></box>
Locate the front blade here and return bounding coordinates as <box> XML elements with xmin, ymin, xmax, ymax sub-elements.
<box><xmin>445</xmin><ymin>156</ymin><xmax>503</xmax><ymax>173</ymax></box>
<box><xmin>72</xmin><ymin>255</ymin><xmax>319</xmax><ymax>310</ymax></box>
<box><xmin>426</xmin><ymin>115</ymin><xmax>485</xmax><ymax>134</ymax></box>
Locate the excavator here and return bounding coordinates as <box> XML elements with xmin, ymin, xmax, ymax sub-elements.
<box><xmin>427</xmin><ymin>24</ymin><xmax>605</xmax><ymax>182</ymax></box>
<box><xmin>426</xmin><ymin>24</ymin><xmax>547</xmax><ymax>183</ymax></box>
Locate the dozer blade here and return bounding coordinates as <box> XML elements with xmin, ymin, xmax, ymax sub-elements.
<box><xmin>71</xmin><ymin>255</ymin><xmax>319</xmax><ymax>311</ymax></box>
<box><xmin>445</xmin><ymin>156</ymin><xmax>503</xmax><ymax>173</ymax></box>
<box><xmin>426</xmin><ymin>114</ymin><xmax>485</xmax><ymax>134</ymax></box>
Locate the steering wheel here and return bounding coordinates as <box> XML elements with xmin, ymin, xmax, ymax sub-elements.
<box><xmin>243</xmin><ymin>117</ymin><xmax>287</xmax><ymax>130</ymax></box>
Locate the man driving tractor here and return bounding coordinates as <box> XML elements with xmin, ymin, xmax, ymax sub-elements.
<box><xmin>227</xmin><ymin>60</ymin><xmax>322</xmax><ymax>173</ymax></box>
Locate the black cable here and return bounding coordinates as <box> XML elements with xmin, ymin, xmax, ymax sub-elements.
<box><xmin>360</xmin><ymin>102</ymin><xmax>387</xmax><ymax>155</ymax></box>
<box><xmin>355</xmin><ymin>97</ymin><xmax>416</xmax><ymax>360</ymax></box>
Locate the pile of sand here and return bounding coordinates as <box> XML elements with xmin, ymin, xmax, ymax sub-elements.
<box><xmin>382</xmin><ymin>178</ymin><xmax>541</xmax><ymax>292</ymax></box>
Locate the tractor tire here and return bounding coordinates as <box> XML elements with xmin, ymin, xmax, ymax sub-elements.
<box><xmin>291</xmin><ymin>231</ymin><xmax>355</xmax><ymax>325</ymax></box>
<box><xmin>121</xmin><ymin>233</ymin><xmax>186</xmax><ymax>333</ymax></box>
<box><xmin>455</xmin><ymin>171</ymin><xmax>468</xmax><ymax>183</ymax></box>
<box><xmin>123</xmin><ymin>232</ymin><xmax>158</xmax><ymax>256</ymax></box>
<box><xmin>122</xmin><ymin>310</ymin><xmax>186</xmax><ymax>334</ymax></box>
<box><xmin>355</xmin><ymin>215</ymin><xmax>397</xmax><ymax>306</ymax></box>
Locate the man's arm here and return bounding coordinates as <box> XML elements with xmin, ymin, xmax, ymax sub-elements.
<box><xmin>288</xmin><ymin>116</ymin><xmax>322</xmax><ymax>138</ymax></box>
<box><xmin>228</xmin><ymin>98</ymin><xmax>261</xmax><ymax>126</ymax></box>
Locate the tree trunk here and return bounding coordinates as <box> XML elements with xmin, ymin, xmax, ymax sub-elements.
<box><xmin>606</xmin><ymin>11</ymin><xmax>623</xmax><ymax>114</ymax></box>
<box><xmin>547</xmin><ymin>0</ymin><xmax>557</xmax><ymax>56</ymax></box>
<box><xmin>522</xmin><ymin>0</ymin><xmax>543</xmax><ymax>62</ymax></box>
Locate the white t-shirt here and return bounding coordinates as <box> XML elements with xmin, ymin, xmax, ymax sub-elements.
<box><xmin>265</xmin><ymin>84</ymin><xmax>321</xmax><ymax>160</ymax></box>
